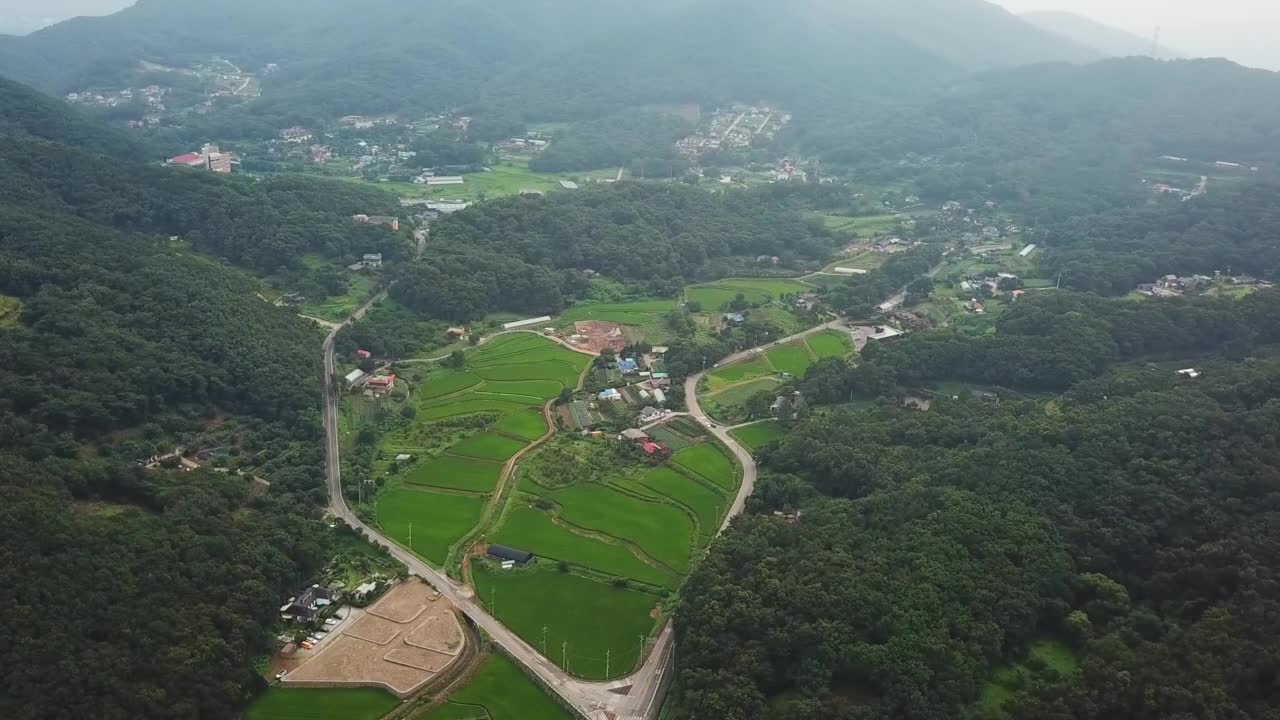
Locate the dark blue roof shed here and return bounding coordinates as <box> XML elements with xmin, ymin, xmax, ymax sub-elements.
<box><xmin>488</xmin><ymin>544</ymin><xmax>534</xmax><ymax>564</ymax></box>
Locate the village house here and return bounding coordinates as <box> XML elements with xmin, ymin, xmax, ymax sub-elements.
<box><xmin>446</xmin><ymin>327</ymin><xmax>468</xmax><ymax>340</ymax></box>
<box><xmin>344</xmin><ymin>368</ymin><xmax>367</xmax><ymax>388</ymax></box>
<box><xmin>770</xmin><ymin>392</ymin><xmax>808</xmax><ymax>421</ymax></box>
<box><xmin>281</xmin><ymin>585</ymin><xmax>336</xmax><ymax>622</ymax></box>
<box><xmin>349</xmin><ymin>253</ymin><xmax>383</xmax><ymax>270</ymax></box>
<box><xmin>617</xmin><ymin>358</ymin><xmax>640</xmax><ymax>374</ymax></box>
<box><xmin>639</xmin><ymin>406</ymin><xmax>664</xmax><ymax>424</ymax></box>
<box><xmin>367</xmin><ymin>374</ymin><xmax>396</xmax><ymax>393</ymax></box>
<box><xmin>598</xmin><ymin>388</ymin><xmax>623</xmax><ymax>402</ymax></box>
<box><xmin>640</xmin><ymin>441</ymin><xmax>673</xmax><ymax>460</ymax></box>
<box><xmin>620</xmin><ymin>428</ymin><xmax>649</xmax><ymax>442</ymax></box>
<box><xmin>352</xmin><ymin>214</ymin><xmax>401</xmax><ymax>231</ymax></box>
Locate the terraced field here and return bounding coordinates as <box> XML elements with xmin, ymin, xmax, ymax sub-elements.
<box><xmin>476</xmin><ymin>434</ymin><xmax>739</xmax><ymax>678</ymax></box>
<box><xmin>730</xmin><ymin>420</ymin><xmax>788</xmax><ymax>451</ymax></box>
<box><xmin>369</xmin><ymin>334</ymin><xmax>591</xmax><ymax>568</ymax></box>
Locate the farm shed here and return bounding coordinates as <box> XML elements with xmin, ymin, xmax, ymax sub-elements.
<box><xmin>487</xmin><ymin>544</ymin><xmax>534</xmax><ymax>565</ymax></box>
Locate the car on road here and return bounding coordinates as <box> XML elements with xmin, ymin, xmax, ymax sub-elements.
<box><xmin>275</xmin><ymin>670</ymin><xmax>288</xmax><ymax>681</ymax></box>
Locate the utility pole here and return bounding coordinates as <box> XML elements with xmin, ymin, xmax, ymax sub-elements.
<box><xmin>541</xmin><ymin>625</ymin><xmax>549</xmax><ymax>655</ymax></box>
<box><xmin>639</xmin><ymin>633</ymin><xmax>647</xmax><ymax>661</ymax></box>
<box><xmin>606</xmin><ymin>648</ymin><xmax>611</xmax><ymax>678</ymax></box>
<box><xmin>408</xmin><ymin>521</ymin><xmax>412</xmax><ymax>548</ymax></box>
<box><xmin>562</xmin><ymin>641</ymin><xmax>568</xmax><ymax>671</ymax></box>
<box><xmin>490</xmin><ymin>587</ymin><xmax>496</xmax><ymax>616</ymax></box>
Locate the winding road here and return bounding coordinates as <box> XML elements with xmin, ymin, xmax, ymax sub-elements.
<box><xmin>317</xmin><ymin>281</ymin><xmax>905</xmax><ymax>717</ymax></box>
<box><xmin>319</xmin><ymin>296</ymin><xmax>757</xmax><ymax>719</ymax></box>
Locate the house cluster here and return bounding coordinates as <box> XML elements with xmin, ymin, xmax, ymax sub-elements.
<box><xmin>872</xmin><ymin>238</ymin><xmax>908</xmax><ymax>253</ymax></box>
<box><xmin>69</xmin><ymin>84</ymin><xmax>169</xmax><ymax>126</ymax></box>
<box><xmin>166</xmin><ymin>143</ymin><xmax>233</xmax><ymax>173</ymax></box>
<box><xmin>344</xmin><ymin>366</ymin><xmax>397</xmax><ymax>395</ymax></box>
<box><xmin>493</xmin><ymin>135</ymin><xmax>550</xmax><ymax>156</ymax></box>
<box><xmin>352</xmin><ymin>214</ymin><xmax>400</xmax><ymax>231</ymax></box>
<box><xmin>1137</xmin><ymin>274</ymin><xmax>1213</xmax><ymax>297</ymax></box>
<box><xmin>766</xmin><ymin>160</ymin><xmax>807</xmax><ymax>183</ymax></box>
<box><xmin>675</xmin><ymin>105</ymin><xmax>790</xmax><ymax>158</ymax></box>
<box><xmin>619</xmin><ymin>428</ymin><xmax>672</xmax><ymax>459</ymax></box>
<box><xmin>279</xmin><ymin>126</ymin><xmax>314</xmax><ymax>143</ymax></box>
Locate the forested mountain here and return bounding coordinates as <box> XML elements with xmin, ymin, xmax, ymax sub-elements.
<box><xmin>0</xmin><ymin>0</ymin><xmax>1093</xmax><ymax>127</ymax></box>
<box><xmin>0</xmin><ymin>78</ymin><xmax>354</xmax><ymax>718</ymax></box>
<box><xmin>390</xmin><ymin>182</ymin><xmax>839</xmax><ymax>320</ymax></box>
<box><xmin>1020</xmin><ymin>12</ymin><xmax>1181</xmax><ymax>60</ymax></box>
<box><xmin>674</xmin><ymin>289</ymin><xmax>1280</xmax><ymax>720</ymax></box>
<box><xmin>0</xmin><ymin>87</ymin><xmax>406</xmax><ymax>273</ymax></box>
<box><xmin>0</xmin><ymin>74</ymin><xmax>139</xmax><ymax>157</ymax></box>
<box><xmin>816</xmin><ymin>58</ymin><xmax>1280</xmax><ymax>217</ymax></box>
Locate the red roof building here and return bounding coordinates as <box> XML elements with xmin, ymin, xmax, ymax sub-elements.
<box><xmin>641</xmin><ymin>441</ymin><xmax>671</xmax><ymax>458</ymax></box>
<box><xmin>355</xmin><ymin>349</ymin><xmax>372</xmax><ymax>359</ymax></box>
<box><xmin>168</xmin><ymin>152</ymin><xmax>205</xmax><ymax>167</ymax></box>
<box><xmin>367</xmin><ymin>374</ymin><xmax>396</xmax><ymax>390</ymax></box>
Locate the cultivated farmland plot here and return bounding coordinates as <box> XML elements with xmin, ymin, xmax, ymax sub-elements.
<box><xmin>369</xmin><ymin>334</ymin><xmax>592</xmax><ymax>568</ymax></box>
<box><xmin>418</xmin><ymin>653</ymin><xmax>573</xmax><ymax>720</ymax></box>
<box><xmin>247</xmin><ymin>687</ymin><xmax>398</xmax><ymax>720</ymax></box>
<box><xmin>685</xmin><ymin>277</ymin><xmax>814</xmax><ymax>309</ymax></box>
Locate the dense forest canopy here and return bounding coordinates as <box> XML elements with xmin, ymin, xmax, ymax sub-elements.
<box><xmin>0</xmin><ymin>79</ymin><xmax>337</xmax><ymax>719</ymax></box>
<box><xmin>674</xmin><ymin>291</ymin><xmax>1280</xmax><ymax>720</ymax></box>
<box><xmin>390</xmin><ymin>182</ymin><xmax>839</xmax><ymax>321</ymax></box>
<box><xmin>0</xmin><ymin>131</ymin><xmax>406</xmax><ymax>273</ymax></box>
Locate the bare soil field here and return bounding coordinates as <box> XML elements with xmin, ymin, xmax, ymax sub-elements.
<box><xmin>284</xmin><ymin>579</ymin><xmax>465</xmax><ymax>697</ymax></box>
<box><xmin>572</xmin><ymin>320</ymin><xmax>627</xmax><ymax>354</ymax></box>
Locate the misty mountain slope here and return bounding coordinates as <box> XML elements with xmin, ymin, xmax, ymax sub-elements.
<box><xmin>0</xmin><ymin>74</ymin><xmax>139</xmax><ymax>158</ymax></box>
<box><xmin>1021</xmin><ymin>11</ymin><xmax>1183</xmax><ymax>59</ymax></box>
<box><xmin>0</xmin><ymin>0</ymin><xmax>1096</xmax><ymax>121</ymax></box>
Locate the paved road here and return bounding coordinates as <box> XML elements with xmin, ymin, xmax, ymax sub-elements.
<box><xmin>321</xmin><ymin>307</ymin><xmax>692</xmax><ymax>718</ymax></box>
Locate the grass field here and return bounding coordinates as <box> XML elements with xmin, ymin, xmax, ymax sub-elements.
<box><xmin>979</xmin><ymin>639</ymin><xmax>1078</xmax><ymax>712</ymax></box>
<box><xmin>646</xmin><ymin>425</ymin><xmax>694</xmax><ymax>451</ymax></box>
<box><xmin>672</xmin><ymin>444</ymin><xmax>737</xmax><ymax>491</ymax></box>
<box><xmin>246</xmin><ymin>687</ymin><xmax>398</xmax><ymax>720</ymax></box>
<box><xmin>705</xmin><ymin>377</ymin><xmax>782</xmax><ymax>421</ymax></box>
<box><xmin>552</xmin><ymin>483</ymin><xmax>695</xmax><ymax>573</ymax></box>
<box><xmin>377</xmin><ymin>488</ymin><xmax>488</xmax><ymax>565</ymax></box>
<box><xmin>805</xmin><ymin>329</ymin><xmax>854</xmax><ymax>358</ymax></box>
<box><xmin>298</xmin><ymin>273</ymin><xmax>376</xmax><ymax>323</ymax></box>
<box><xmin>0</xmin><ymin>295</ymin><xmax>20</xmax><ymax>329</ymax></box>
<box><xmin>764</xmin><ymin>343</ymin><xmax>812</xmax><ymax>376</ymax></box>
<box><xmin>473</xmin><ymin>566</ymin><xmax>659</xmax><ymax>680</ymax></box>
<box><xmin>638</xmin><ymin>467</ymin><xmax>727</xmax><ymax>541</ymax></box>
<box><xmin>730</xmin><ymin>421</ymin><xmax>788</xmax><ymax>451</ymax></box>
<box><xmin>685</xmin><ymin>278</ymin><xmax>814</xmax><ymax>310</ymax></box>
<box><xmin>401</xmin><ymin>454</ymin><xmax>505</xmax><ymax>493</ymax></box>
<box><xmin>493</xmin><ymin>410</ymin><xmax>548</xmax><ymax>441</ymax></box>
<box><xmin>448</xmin><ymin>432</ymin><xmax>528</xmax><ymax>462</ymax></box>
<box><xmin>491</xmin><ymin>505</ymin><xmax>678</xmax><ymax>589</ymax></box>
<box><xmin>419</xmin><ymin>653</ymin><xmax>572</xmax><ymax>720</ymax></box>
<box><xmin>556</xmin><ymin>299</ymin><xmax>677</xmax><ymax>343</ymax></box>
<box><xmin>706</xmin><ymin>356</ymin><xmax>774</xmax><ymax>387</ymax></box>
<box><xmin>816</xmin><ymin>213</ymin><xmax>899</xmax><ymax>237</ymax></box>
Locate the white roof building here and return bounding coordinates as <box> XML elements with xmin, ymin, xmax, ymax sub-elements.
<box><xmin>344</xmin><ymin>369</ymin><xmax>367</xmax><ymax>386</ymax></box>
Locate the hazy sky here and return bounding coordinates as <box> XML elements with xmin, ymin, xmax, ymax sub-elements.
<box><xmin>1</xmin><ymin>0</ymin><xmax>1277</xmax><ymax>69</ymax></box>
<box><xmin>995</xmin><ymin>0</ymin><xmax>1280</xmax><ymax>69</ymax></box>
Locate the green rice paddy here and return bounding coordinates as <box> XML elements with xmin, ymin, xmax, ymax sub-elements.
<box><xmin>448</xmin><ymin>432</ymin><xmax>528</xmax><ymax>463</ymax></box>
<box><xmin>473</xmin><ymin>566</ymin><xmax>660</xmax><ymax>680</ymax></box>
<box><xmin>493</xmin><ymin>410</ymin><xmax>549</xmax><ymax>441</ymax></box>
<box><xmin>685</xmin><ymin>278</ymin><xmax>814</xmax><ymax>310</ymax></box>
<box><xmin>419</xmin><ymin>653</ymin><xmax>572</xmax><ymax>720</ymax></box>
<box><xmin>490</xmin><ymin>505</ymin><xmax>678</xmax><ymax>589</ymax></box>
<box><xmin>730</xmin><ymin>420</ymin><xmax>788</xmax><ymax>451</ymax></box>
<box><xmin>247</xmin><ymin>687</ymin><xmax>398</xmax><ymax>720</ymax></box>
<box><xmin>672</xmin><ymin>444</ymin><xmax>737</xmax><ymax>491</ymax></box>
<box><xmin>377</xmin><ymin>488</ymin><xmax>488</xmax><ymax>565</ymax></box>
<box><xmin>552</xmin><ymin>483</ymin><xmax>695</xmax><ymax>573</ymax></box>
<box><xmin>401</xmin><ymin>454</ymin><xmax>505</xmax><ymax>493</ymax></box>
<box><xmin>638</xmin><ymin>467</ymin><xmax>727</xmax><ymax>541</ymax></box>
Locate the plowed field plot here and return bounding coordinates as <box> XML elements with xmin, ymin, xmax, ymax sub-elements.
<box><xmin>283</xmin><ymin>579</ymin><xmax>464</xmax><ymax>698</ymax></box>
